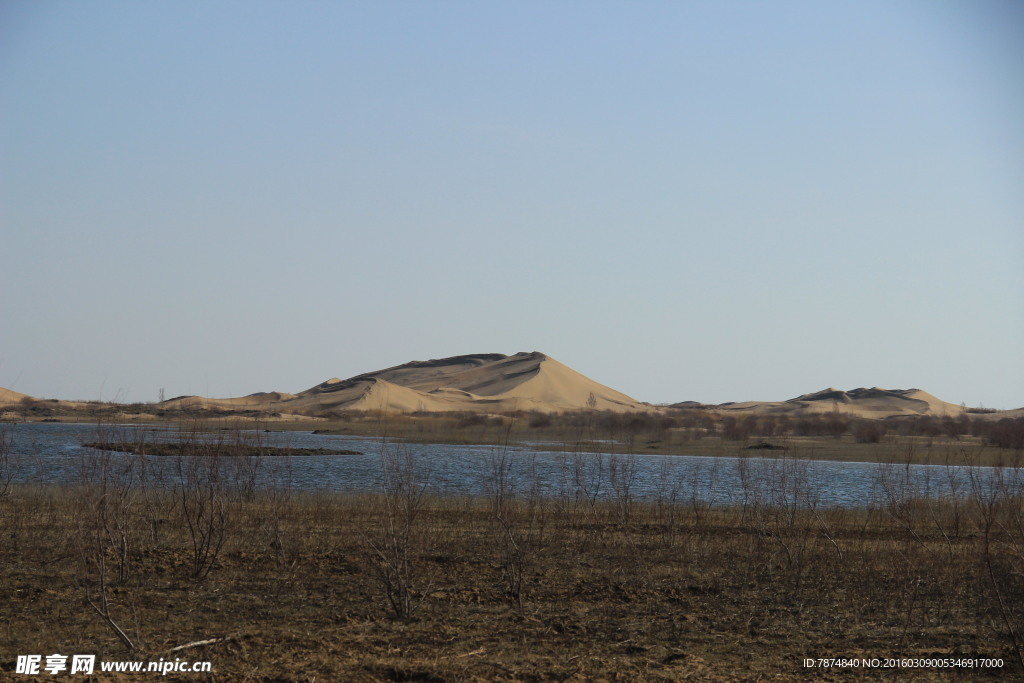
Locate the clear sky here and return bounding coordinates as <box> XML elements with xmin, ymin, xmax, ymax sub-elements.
<box><xmin>2</xmin><ymin>1</ymin><xmax>1022</xmax><ymax>409</ymax></box>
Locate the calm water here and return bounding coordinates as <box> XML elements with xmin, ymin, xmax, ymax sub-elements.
<box><xmin>2</xmin><ymin>422</ymin><xmax>1021</xmax><ymax>509</ymax></box>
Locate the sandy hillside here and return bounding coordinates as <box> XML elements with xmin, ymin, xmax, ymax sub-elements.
<box><xmin>158</xmin><ymin>391</ymin><xmax>300</xmax><ymax>414</ymax></box>
<box><xmin>10</xmin><ymin>366</ymin><xmax>1011</xmax><ymax>421</ymax></box>
<box><xmin>157</xmin><ymin>352</ymin><xmax>651</xmax><ymax>416</ymax></box>
<box><xmin>288</xmin><ymin>352</ymin><xmax>650</xmax><ymax>415</ymax></box>
<box><xmin>0</xmin><ymin>387</ymin><xmax>33</xmax><ymax>405</ymax></box>
<box><xmin>716</xmin><ymin>387</ymin><xmax>967</xmax><ymax>418</ymax></box>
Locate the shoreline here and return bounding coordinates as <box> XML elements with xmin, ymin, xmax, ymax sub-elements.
<box><xmin>3</xmin><ymin>414</ymin><xmax>1021</xmax><ymax>467</ymax></box>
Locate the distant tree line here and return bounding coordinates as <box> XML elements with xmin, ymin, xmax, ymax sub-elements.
<box><xmin>516</xmin><ymin>409</ymin><xmax>1024</xmax><ymax>450</ymax></box>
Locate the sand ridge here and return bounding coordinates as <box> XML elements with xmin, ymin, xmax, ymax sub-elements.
<box><xmin>0</xmin><ymin>387</ymin><xmax>30</xmax><ymax>405</ymax></box>
<box><xmin>717</xmin><ymin>386</ymin><xmax>969</xmax><ymax>419</ymax></box>
<box><xmin>1</xmin><ymin>354</ymin><xmax>1017</xmax><ymax>419</ymax></box>
<box><xmin>287</xmin><ymin>352</ymin><xmax>651</xmax><ymax>415</ymax></box>
<box><xmin>140</xmin><ymin>353</ymin><xmax>650</xmax><ymax>416</ymax></box>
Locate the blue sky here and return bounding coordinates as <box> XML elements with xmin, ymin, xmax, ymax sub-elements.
<box><xmin>2</xmin><ymin>1</ymin><xmax>1022</xmax><ymax>408</ymax></box>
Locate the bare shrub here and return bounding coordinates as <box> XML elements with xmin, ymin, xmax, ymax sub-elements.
<box><xmin>851</xmin><ymin>419</ymin><xmax>886</xmax><ymax>443</ymax></box>
<box><xmin>968</xmin><ymin>465</ymin><xmax>1024</xmax><ymax>669</ymax></box>
<box><xmin>984</xmin><ymin>418</ymin><xmax>1024</xmax><ymax>450</ymax></box>
<box><xmin>897</xmin><ymin>416</ymin><xmax>943</xmax><ymax>438</ymax></box>
<box><xmin>362</xmin><ymin>445</ymin><xmax>433</xmax><ymax>619</ymax></box>
<box><xmin>608</xmin><ymin>452</ymin><xmax>638</xmax><ymax>528</ymax></box>
<box><xmin>226</xmin><ymin>429</ymin><xmax>263</xmax><ymax>502</ymax></box>
<box><xmin>527</xmin><ymin>411</ymin><xmax>553</xmax><ymax>429</ymax></box>
<box><xmin>77</xmin><ymin>427</ymin><xmax>147</xmax><ymax>584</ymax></box>
<box><xmin>721</xmin><ymin>416</ymin><xmax>750</xmax><ymax>441</ymax></box>
<box><xmin>77</xmin><ymin>526</ymin><xmax>138</xmax><ymax>654</ymax></box>
<box><xmin>487</xmin><ymin>450</ymin><xmax>545</xmax><ymax>608</ymax></box>
<box><xmin>174</xmin><ymin>428</ymin><xmax>230</xmax><ymax>580</ymax></box>
<box><xmin>75</xmin><ymin>431</ymin><xmax>147</xmax><ymax>652</ymax></box>
<box><xmin>0</xmin><ymin>423</ymin><xmax>13</xmax><ymax>499</ymax></box>
<box><xmin>569</xmin><ymin>451</ymin><xmax>605</xmax><ymax>544</ymax></box>
<box><xmin>939</xmin><ymin>415</ymin><xmax>967</xmax><ymax>440</ymax></box>
<box><xmin>260</xmin><ymin>455</ymin><xmax>295</xmax><ymax>568</ymax></box>
<box><xmin>824</xmin><ymin>414</ymin><xmax>848</xmax><ymax>439</ymax></box>
<box><xmin>792</xmin><ymin>418</ymin><xmax>817</xmax><ymax>437</ymax></box>
<box><xmin>757</xmin><ymin>416</ymin><xmax>780</xmax><ymax>437</ymax></box>
<box><xmin>651</xmin><ymin>457</ymin><xmax>685</xmax><ymax>548</ymax></box>
<box><xmin>792</xmin><ymin>414</ymin><xmax>847</xmax><ymax>438</ymax></box>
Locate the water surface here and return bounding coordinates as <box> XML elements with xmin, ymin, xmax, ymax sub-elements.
<box><xmin>3</xmin><ymin>422</ymin><xmax>1020</xmax><ymax>508</ymax></box>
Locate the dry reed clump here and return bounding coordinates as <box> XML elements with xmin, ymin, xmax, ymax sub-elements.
<box><xmin>1</xmin><ymin>430</ymin><xmax>1023</xmax><ymax>680</ymax></box>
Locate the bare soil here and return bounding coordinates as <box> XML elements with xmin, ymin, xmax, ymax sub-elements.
<box><xmin>2</xmin><ymin>478</ymin><xmax>1022</xmax><ymax>681</ymax></box>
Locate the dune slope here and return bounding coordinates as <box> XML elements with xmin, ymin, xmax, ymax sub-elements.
<box><xmin>149</xmin><ymin>352</ymin><xmax>649</xmax><ymax>416</ymax></box>
<box><xmin>0</xmin><ymin>387</ymin><xmax>31</xmax><ymax>405</ymax></box>
<box><xmin>718</xmin><ymin>386</ymin><xmax>966</xmax><ymax>418</ymax></box>
<box><xmin>290</xmin><ymin>351</ymin><xmax>649</xmax><ymax>415</ymax></box>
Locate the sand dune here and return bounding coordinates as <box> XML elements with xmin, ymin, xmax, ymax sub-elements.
<box><xmin>148</xmin><ymin>352</ymin><xmax>650</xmax><ymax>416</ymax></box>
<box><xmin>2</xmin><ymin>357</ymin><xmax>1012</xmax><ymax>420</ymax></box>
<box><xmin>287</xmin><ymin>352</ymin><xmax>650</xmax><ymax>415</ymax></box>
<box><xmin>0</xmin><ymin>387</ymin><xmax>31</xmax><ymax>405</ymax></box>
<box><xmin>290</xmin><ymin>377</ymin><xmax>459</xmax><ymax>414</ymax></box>
<box><xmin>160</xmin><ymin>390</ymin><xmax>299</xmax><ymax>411</ymax></box>
<box><xmin>2</xmin><ymin>352</ymin><xmax>650</xmax><ymax>417</ymax></box>
<box><xmin>716</xmin><ymin>386</ymin><xmax>968</xmax><ymax>418</ymax></box>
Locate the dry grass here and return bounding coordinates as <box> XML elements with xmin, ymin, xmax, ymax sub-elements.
<box><xmin>2</xmin><ymin>457</ymin><xmax>1023</xmax><ymax>681</ymax></box>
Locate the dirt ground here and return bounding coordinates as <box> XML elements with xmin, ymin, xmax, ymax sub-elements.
<box><xmin>2</xmin><ymin>474</ymin><xmax>1022</xmax><ymax>681</ymax></box>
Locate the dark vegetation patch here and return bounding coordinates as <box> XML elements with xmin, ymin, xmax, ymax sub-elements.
<box><xmin>84</xmin><ymin>441</ymin><xmax>361</xmax><ymax>456</ymax></box>
<box><xmin>745</xmin><ymin>441</ymin><xmax>787</xmax><ymax>450</ymax></box>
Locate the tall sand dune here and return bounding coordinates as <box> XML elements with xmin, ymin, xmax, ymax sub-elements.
<box><xmin>290</xmin><ymin>352</ymin><xmax>650</xmax><ymax>415</ymax></box>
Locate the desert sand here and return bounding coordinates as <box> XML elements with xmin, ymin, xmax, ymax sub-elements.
<box><xmin>0</xmin><ymin>387</ymin><xmax>30</xmax><ymax>404</ymax></box>
<box><xmin>712</xmin><ymin>386</ymin><xmax>972</xmax><ymax>419</ymax></box>
<box><xmin>1</xmin><ymin>352</ymin><xmax>1017</xmax><ymax>420</ymax></box>
<box><xmin>158</xmin><ymin>351</ymin><xmax>651</xmax><ymax>416</ymax></box>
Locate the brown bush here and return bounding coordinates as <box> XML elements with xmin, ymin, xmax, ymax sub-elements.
<box><xmin>851</xmin><ymin>419</ymin><xmax>886</xmax><ymax>443</ymax></box>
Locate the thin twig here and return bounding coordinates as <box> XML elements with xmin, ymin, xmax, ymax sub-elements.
<box><xmin>165</xmin><ymin>636</ymin><xmax>237</xmax><ymax>654</ymax></box>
